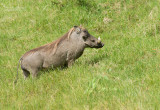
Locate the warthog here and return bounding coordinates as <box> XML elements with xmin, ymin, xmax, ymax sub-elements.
<box><xmin>15</xmin><ymin>26</ymin><xmax>104</xmax><ymax>83</ymax></box>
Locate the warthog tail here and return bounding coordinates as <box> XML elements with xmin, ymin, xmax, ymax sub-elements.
<box><xmin>14</xmin><ymin>58</ymin><xmax>22</xmax><ymax>84</ymax></box>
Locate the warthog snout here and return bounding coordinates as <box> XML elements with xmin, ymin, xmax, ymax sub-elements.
<box><xmin>85</xmin><ymin>35</ymin><xmax>104</xmax><ymax>48</ymax></box>
<box><xmin>97</xmin><ymin>41</ymin><xmax>104</xmax><ymax>48</ymax></box>
<box><xmin>97</xmin><ymin>36</ymin><xmax>104</xmax><ymax>48</ymax></box>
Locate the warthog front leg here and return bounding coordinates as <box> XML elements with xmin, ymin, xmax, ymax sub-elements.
<box><xmin>67</xmin><ymin>59</ymin><xmax>75</xmax><ymax>67</ymax></box>
<box><xmin>66</xmin><ymin>52</ymin><xmax>75</xmax><ymax>67</ymax></box>
<box><xmin>43</xmin><ymin>61</ymin><xmax>50</xmax><ymax>68</ymax></box>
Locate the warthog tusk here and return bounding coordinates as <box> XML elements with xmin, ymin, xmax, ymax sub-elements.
<box><xmin>98</xmin><ymin>36</ymin><xmax>101</xmax><ymax>43</ymax></box>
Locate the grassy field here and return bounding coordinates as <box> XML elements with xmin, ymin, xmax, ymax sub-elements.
<box><xmin>0</xmin><ymin>0</ymin><xmax>160</xmax><ymax>109</ymax></box>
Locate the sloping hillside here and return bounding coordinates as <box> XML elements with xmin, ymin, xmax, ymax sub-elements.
<box><xmin>0</xmin><ymin>0</ymin><xmax>160</xmax><ymax>109</ymax></box>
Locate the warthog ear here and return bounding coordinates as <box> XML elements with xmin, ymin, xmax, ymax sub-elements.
<box><xmin>75</xmin><ymin>27</ymin><xmax>81</xmax><ymax>34</ymax></box>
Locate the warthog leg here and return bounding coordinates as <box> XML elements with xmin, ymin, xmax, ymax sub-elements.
<box><xmin>67</xmin><ymin>59</ymin><xmax>75</xmax><ymax>67</ymax></box>
<box><xmin>22</xmin><ymin>69</ymin><xmax>30</xmax><ymax>80</ymax></box>
<box><xmin>30</xmin><ymin>68</ymin><xmax>39</xmax><ymax>78</ymax></box>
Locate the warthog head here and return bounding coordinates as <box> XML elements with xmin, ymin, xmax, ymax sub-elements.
<box><xmin>71</xmin><ymin>26</ymin><xmax>104</xmax><ymax>48</ymax></box>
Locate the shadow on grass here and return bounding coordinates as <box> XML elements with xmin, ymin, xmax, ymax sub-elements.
<box><xmin>86</xmin><ymin>52</ymin><xmax>109</xmax><ymax>65</ymax></box>
<box><xmin>37</xmin><ymin>65</ymin><xmax>68</xmax><ymax>78</ymax></box>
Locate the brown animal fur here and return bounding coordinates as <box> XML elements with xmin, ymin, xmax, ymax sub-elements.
<box><xmin>23</xmin><ymin>27</ymin><xmax>79</xmax><ymax>58</ymax></box>
<box><xmin>22</xmin><ymin>28</ymin><xmax>75</xmax><ymax>58</ymax></box>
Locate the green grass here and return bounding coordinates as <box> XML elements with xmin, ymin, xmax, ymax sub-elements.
<box><xmin>0</xmin><ymin>0</ymin><xmax>160</xmax><ymax>109</ymax></box>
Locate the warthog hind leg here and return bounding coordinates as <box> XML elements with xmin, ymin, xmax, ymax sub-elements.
<box><xmin>22</xmin><ymin>69</ymin><xmax>30</xmax><ymax>80</ymax></box>
<box><xmin>31</xmin><ymin>68</ymin><xmax>39</xmax><ymax>78</ymax></box>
